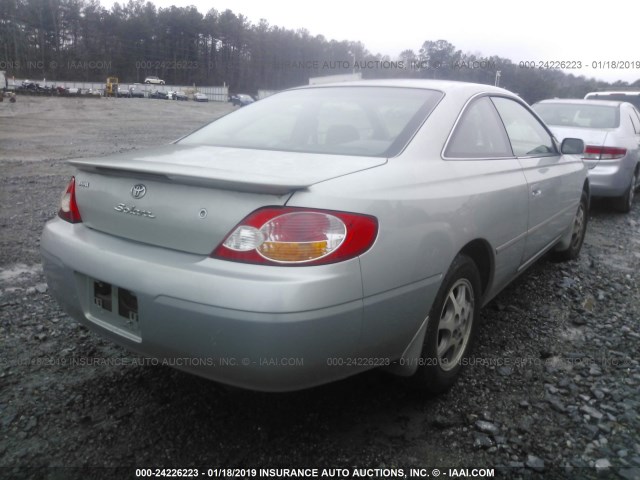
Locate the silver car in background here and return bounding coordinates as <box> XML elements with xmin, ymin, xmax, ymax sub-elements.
<box><xmin>533</xmin><ymin>99</ymin><xmax>640</xmax><ymax>212</ymax></box>
<box><xmin>41</xmin><ymin>80</ymin><xmax>589</xmax><ymax>392</ymax></box>
<box><xmin>193</xmin><ymin>92</ymin><xmax>208</xmax><ymax>102</ymax></box>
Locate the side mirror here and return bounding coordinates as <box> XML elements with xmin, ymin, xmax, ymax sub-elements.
<box><xmin>561</xmin><ymin>138</ymin><xmax>584</xmax><ymax>155</ymax></box>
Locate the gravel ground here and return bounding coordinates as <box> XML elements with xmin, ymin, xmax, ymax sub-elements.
<box><xmin>0</xmin><ymin>97</ymin><xmax>639</xmax><ymax>480</ymax></box>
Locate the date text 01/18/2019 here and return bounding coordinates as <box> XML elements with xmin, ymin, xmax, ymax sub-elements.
<box><xmin>518</xmin><ymin>60</ymin><xmax>640</xmax><ymax>70</ymax></box>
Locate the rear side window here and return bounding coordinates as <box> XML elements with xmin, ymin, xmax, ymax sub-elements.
<box><xmin>627</xmin><ymin>108</ymin><xmax>640</xmax><ymax>134</ymax></box>
<box><xmin>492</xmin><ymin>97</ymin><xmax>556</xmax><ymax>157</ymax></box>
<box><xmin>180</xmin><ymin>87</ymin><xmax>443</xmax><ymax>157</ymax></box>
<box><xmin>634</xmin><ymin>108</ymin><xmax>640</xmax><ymax>129</ymax></box>
<box><xmin>444</xmin><ymin>97</ymin><xmax>513</xmax><ymax>158</ymax></box>
<box><xmin>534</xmin><ymin>103</ymin><xmax>620</xmax><ymax>129</ymax></box>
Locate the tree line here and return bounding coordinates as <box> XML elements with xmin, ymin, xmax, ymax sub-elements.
<box><xmin>1</xmin><ymin>0</ymin><xmax>638</xmax><ymax>103</ymax></box>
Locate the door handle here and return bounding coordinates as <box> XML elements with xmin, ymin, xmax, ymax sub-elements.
<box><xmin>532</xmin><ymin>189</ymin><xmax>542</xmax><ymax>197</ymax></box>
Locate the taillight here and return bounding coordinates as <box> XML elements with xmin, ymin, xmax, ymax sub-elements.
<box><xmin>212</xmin><ymin>207</ymin><xmax>378</xmax><ymax>266</ymax></box>
<box><xmin>582</xmin><ymin>145</ymin><xmax>627</xmax><ymax>160</ymax></box>
<box><xmin>58</xmin><ymin>177</ymin><xmax>82</xmax><ymax>223</ymax></box>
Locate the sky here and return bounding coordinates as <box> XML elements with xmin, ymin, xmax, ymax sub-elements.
<box><xmin>103</xmin><ymin>0</ymin><xmax>639</xmax><ymax>84</ymax></box>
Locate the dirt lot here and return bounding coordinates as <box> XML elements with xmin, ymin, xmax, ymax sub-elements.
<box><xmin>0</xmin><ymin>97</ymin><xmax>639</xmax><ymax>480</ymax></box>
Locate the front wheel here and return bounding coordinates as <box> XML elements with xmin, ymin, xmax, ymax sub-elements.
<box><xmin>552</xmin><ymin>189</ymin><xmax>588</xmax><ymax>261</ymax></box>
<box><xmin>410</xmin><ymin>254</ymin><xmax>481</xmax><ymax>394</ymax></box>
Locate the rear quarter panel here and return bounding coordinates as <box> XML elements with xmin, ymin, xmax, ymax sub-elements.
<box><xmin>287</xmin><ymin>92</ymin><xmax>531</xmax><ymax>358</ymax></box>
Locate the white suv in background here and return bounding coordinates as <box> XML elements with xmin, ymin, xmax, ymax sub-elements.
<box><xmin>585</xmin><ymin>91</ymin><xmax>640</xmax><ymax>110</ymax></box>
<box><xmin>144</xmin><ymin>76</ymin><xmax>165</xmax><ymax>85</ymax></box>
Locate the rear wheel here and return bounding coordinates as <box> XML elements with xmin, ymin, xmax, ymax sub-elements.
<box><xmin>613</xmin><ymin>171</ymin><xmax>637</xmax><ymax>213</ymax></box>
<box><xmin>552</xmin><ymin>189</ymin><xmax>588</xmax><ymax>261</ymax></box>
<box><xmin>410</xmin><ymin>254</ymin><xmax>481</xmax><ymax>394</ymax></box>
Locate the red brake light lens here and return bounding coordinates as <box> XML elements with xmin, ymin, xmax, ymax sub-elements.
<box><xmin>583</xmin><ymin>145</ymin><xmax>627</xmax><ymax>160</ymax></box>
<box><xmin>58</xmin><ymin>177</ymin><xmax>83</xmax><ymax>223</ymax></box>
<box><xmin>212</xmin><ymin>207</ymin><xmax>378</xmax><ymax>266</ymax></box>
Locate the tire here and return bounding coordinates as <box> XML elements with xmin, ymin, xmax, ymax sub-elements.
<box><xmin>410</xmin><ymin>254</ymin><xmax>481</xmax><ymax>394</ymax></box>
<box><xmin>552</xmin><ymin>189</ymin><xmax>589</xmax><ymax>261</ymax></box>
<box><xmin>612</xmin><ymin>170</ymin><xmax>637</xmax><ymax>213</ymax></box>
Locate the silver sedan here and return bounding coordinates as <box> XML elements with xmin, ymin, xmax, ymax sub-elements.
<box><xmin>533</xmin><ymin>99</ymin><xmax>640</xmax><ymax>212</ymax></box>
<box><xmin>41</xmin><ymin>80</ymin><xmax>589</xmax><ymax>392</ymax></box>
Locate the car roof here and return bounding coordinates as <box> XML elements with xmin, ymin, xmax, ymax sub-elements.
<box><xmin>535</xmin><ymin>98</ymin><xmax>624</xmax><ymax>107</ymax></box>
<box><xmin>292</xmin><ymin>79</ymin><xmax>516</xmax><ymax>97</ymax></box>
<box><xmin>585</xmin><ymin>90</ymin><xmax>640</xmax><ymax>96</ymax></box>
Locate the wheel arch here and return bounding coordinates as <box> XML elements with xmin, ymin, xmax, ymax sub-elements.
<box><xmin>384</xmin><ymin>239</ymin><xmax>493</xmax><ymax>381</ymax></box>
<box><xmin>458</xmin><ymin>238</ymin><xmax>494</xmax><ymax>301</ymax></box>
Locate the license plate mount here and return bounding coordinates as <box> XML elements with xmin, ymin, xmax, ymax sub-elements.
<box><xmin>89</xmin><ymin>278</ymin><xmax>141</xmax><ymax>338</ymax></box>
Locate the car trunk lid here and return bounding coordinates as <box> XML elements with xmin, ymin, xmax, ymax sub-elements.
<box><xmin>69</xmin><ymin>144</ymin><xmax>386</xmax><ymax>255</ymax></box>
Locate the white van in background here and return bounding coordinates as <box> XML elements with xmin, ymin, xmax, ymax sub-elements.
<box><xmin>585</xmin><ymin>91</ymin><xmax>640</xmax><ymax>110</ymax></box>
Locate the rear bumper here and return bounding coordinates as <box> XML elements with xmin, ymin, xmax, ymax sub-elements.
<box><xmin>588</xmin><ymin>156</ymin><xmax>636</xmax><ymax>197</ymax></box>
<box><xmin>41</xmin><ymin>218</ymin><xmax>412</xmax><ymax>391</ymax></box>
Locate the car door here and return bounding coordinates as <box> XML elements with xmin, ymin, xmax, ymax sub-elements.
<box><xmin>442</xmin><ymin>95</ymin><xmax>529</xmax><ymax>296</ymax></box>
<box><xmin>491</xmin><ymin>96</ymin><xmax>584</xmax><ymax>266</ymax></box>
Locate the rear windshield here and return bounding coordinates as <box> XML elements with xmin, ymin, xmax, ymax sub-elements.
<box><xmin>533</xmin><ymin>103</ymin><xmax>620</xmax><ymax>129</ymax></box>
<box><xmin>585</xmin><ymin>92</ymin><xmax>640</xmax><ymax>110</ymax></box>
<box><xmin>180</xmin><ymin>87</ymin><xmax>443</xmax><ymax>157</ymax></box>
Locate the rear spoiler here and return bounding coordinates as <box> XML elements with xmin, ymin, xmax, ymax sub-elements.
<box><xmin>68</xmin><ymin>158</ymin><xmax>308</xmax><ymax>195</ymax></box>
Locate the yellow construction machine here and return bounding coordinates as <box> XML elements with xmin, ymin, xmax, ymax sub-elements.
<box><xmin>105</xmin><ymin>77</ymin><xmax>119</xmax><ymax>97</ymax></box>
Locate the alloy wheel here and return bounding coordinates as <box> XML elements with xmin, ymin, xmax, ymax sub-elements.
<box><xmin>437</xmin><ymin>278</ymin><xmax>475</xmax><ymax>371</ymax></box>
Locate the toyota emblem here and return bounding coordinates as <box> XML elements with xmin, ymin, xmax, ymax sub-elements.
<box><xmin>131</xmin><ymin>184</ymin><xmax>147</xmax><ymax>199</ymax></box>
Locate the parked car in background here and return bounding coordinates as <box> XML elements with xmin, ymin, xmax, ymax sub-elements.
<box><xmin>230</xmin><ymin>93</ymin><xmax>255</xmax><ymax>107</ymax></box>
<box><xmin>41</xmin><ymin>80</ymin><xmax>589</xmax><ymax>393</ymax></box>
<box><xmin>149</xmin><ymin>90</ymin><xmax>168</xmax><ymax>100</ymax></box>
<box><xmin>144</xmin><ymin>76</ymin><xmax>165</xmax><ymax>85</ymax></box>
<box><xmin>125</xmin><ymin>85</ymin><xmax>145</xmax><ymax>98</ymax></box>
<box><xmin>533</xmin><ymin>99</ymin><xmax>640</xmax><ymax>212</ymax></box>
<box><xmin>167</xmin><ymin>91</ymin><xmax>188</xmax><ymax>101</ymax></box>
<box><xmin>193</xmin><ymin>92</ymin><xmax>208</xmax><ymax>102</ymax></box>
<box><xmin>17</xmin><ymin>80</ymin><xmax>55</xmax><ymax>95</ymax></box>
<box><xmin>585</xmin><ymin>91</ymin><xmax>640</xmax><ymax>110</ymax></box>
